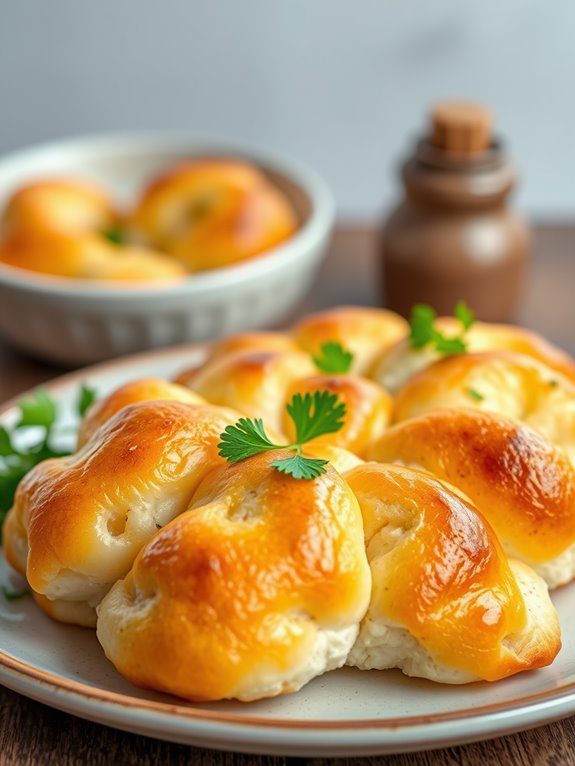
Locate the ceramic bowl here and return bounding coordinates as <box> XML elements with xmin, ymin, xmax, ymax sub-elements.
<box><xmin>0</xmin><ymin>134</ymin><xmax>334</xmax><ymax>365</ymax></box>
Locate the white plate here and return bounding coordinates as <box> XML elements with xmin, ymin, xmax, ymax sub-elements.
<box><xmin>1</xmin><ymin>346</ymin><xmax>575</xmax><ymax>757</ymax></box>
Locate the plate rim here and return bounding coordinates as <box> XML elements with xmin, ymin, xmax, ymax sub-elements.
<box><xmin>2</xmin><ymin>344</ymin><xmax>575</xmax><ymax>754</ymax></box>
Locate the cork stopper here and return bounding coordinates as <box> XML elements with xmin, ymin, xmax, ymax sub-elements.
<box><xmin>431</xmin><ymin>101</ymin><xmax>492</xmax><ymax>155</ymax></box>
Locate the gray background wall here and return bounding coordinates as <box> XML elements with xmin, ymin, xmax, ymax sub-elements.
<box><xmin>0</xmin><ymin>0</ymin><xmax>572</xmax><ymax>221</ymax></box>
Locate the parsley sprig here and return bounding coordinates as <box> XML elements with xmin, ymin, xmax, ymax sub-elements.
<box><xmin>218</xmin><ymin>390</ymin><xmax>346</xmax><ymax>480</ymax></box>
<box><xmin>313</xmin><ymin>341</ymin><xmax>353</xmax><ymax>374</ymax></box>
<box><xmin>0</xmin><ymin>384</ymin><xmax>97</xmax><ymax>535</ymax></box>
<box><xmin>409</xmin><ymin>301</ymin><xmax>475</xmax><ymax>355</ymax></box>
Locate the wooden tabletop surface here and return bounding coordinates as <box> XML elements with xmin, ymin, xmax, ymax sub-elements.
<box><xmin>1</xmin><ymin>224</ymin><xmax>575</xmax><ymax>765</ymax></box>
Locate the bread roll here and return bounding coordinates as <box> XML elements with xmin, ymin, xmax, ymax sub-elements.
<box><xmin>0</xmin><ymin>228</ymin><xmax>186</xmax><ymax>281</ymax></box>
<box><xmin>1</xmin><ymin>178</ymin><xmax>117</xmax><ymax>235</ymax></box>
<box><xmin>369</xmin><ymin>409</ymin><xmax>575</xmax><ymax>588</ymax></box>
<box><xmin>392</xmin><ymin>351</ymin><xmax>575</xmax><ymax>465</ymax></box>
<box><xmin>78</xmin><ymin>378</ymin><xmax>206</xmax><ymax>447</ymax></box>
<box><xmin>292</xmin><ymin>306</ymin><xmax>408</xmax><ymax>375</ymax></box>
<box><xmin>174</xmin><ymin>331</ymin><xmax>300</xmax><ymax>387</ymax></box>
<box><xmin>179</xmin><ymin>349</ymin><xmax>315</xmax><ymax>433</ymax></box>
<box><xmin>3</xmin><ymin>401</ymin><xmax>240</xmax><ymax>627</ymax></box>
<box><xmin>130</xmin><ymin>159</ymin><xmax>297</xmax><ymax>272</ymax></box>
<box><xmin>284</xmin><ymin>374</ymin><xmax>392</xmax><ymax>458</ymax></box>
<box><xmin>371</xmin><ymin>318</ymin><xmax>575</xmax><ymax>393</ymax></box>
<box><xmin>0</xmin><ymin>229</ymin><xmax>111</xmax><ymax>278</ymax></box>
<box><xmin>345</xmin><ymin>463</ymin><xmax>561</xmax><ymax>683</ymax></box>
<box><xmin>96</xmin><ymin>451</ymin><xmax>371</xmax><ymax>702</ymax></box>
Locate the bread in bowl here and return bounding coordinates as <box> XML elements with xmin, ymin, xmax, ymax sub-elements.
<box><xmin>292</xmin><ymin>306</ymin><xmax>409</xmax><ymax>375</ymax></box>
<box><xmin>1</xmin><ymin>178</ymin><xmax>118</xmax><ymax>235</ymax></box>
<box><xmin>3</xmin><ymin>400</ymin><xmax>241</xmax><ymax>627</ymax></box>
<box><xmin>96</xmin><ymin>450</ymin><xmax>371</xmax><ymax>702</ymax></box>
<box><xmin>130</xmin><ymin>159</ymin><xmax>298</xmax><ymax>272</ymax></box>
<box><xmin>368</xmin><ymin>409</ymin><xmax>575</xmax><ymax>588</ymax></box>
<box><xmin>0</xmin><ymin>228</ymin><xmax>186</xmax><ymax>281</ymax></box>
<box><xmin>345</xmin><ymin>463</ymin><xmax>561</xmax><ymax>683</ymax></box>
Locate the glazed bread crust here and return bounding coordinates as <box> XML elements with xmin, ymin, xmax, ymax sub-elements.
<box><xmin>371</xmin><ymin>319</ymin><xmax>575</xmax><ymax>393</ymax></box>
<box><xmin>2</xmin><ymin>178</ymin><xmax>118</xmax><ymax>235</ymax></box>
<box><xmin>368</xmin><ymin>409</ymin><xmax>575</xmax><ymax>586</ymax></box>
<box><xmin>130</xmin><ymin>159</ymin><xmax>297</xmax><ymax>272</ymax></box>
<box><xmin>96</xmin><ymin>451</ymin><xmax>371</xmax><ymax>702</ymax></box>
<box><xmin>179</xmin><ymin>348</ymin><xmax>315</xmax><ymax>433</ymax></box>
<box><xmin>345</xmin><ymin>463</ymin><xmax>561</xmax><ymax>683</ymax></box>
<box><xmin>77</xmin><ymin>377</ymin><xmax>206</xmax><ymax>447</ymax></box>
<box><xmin>3</xmin><ymin>400</ymin><xmax>241</xmax><ymax>626</ymax></box>
<box><xmin>292</xmin><ymin>306</ymin><xmax>409</xmax><ymax>375</ymax></box>
<box><xmin>392</xmin><ymin>351</ymin><xmax>575</xmax><ymax>465</ymax></box>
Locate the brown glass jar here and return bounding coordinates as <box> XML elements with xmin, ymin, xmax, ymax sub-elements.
<box><xmin>381</xmin><ymin>102</ymin><xmax>530</xmax><ymax>321</ymax></box>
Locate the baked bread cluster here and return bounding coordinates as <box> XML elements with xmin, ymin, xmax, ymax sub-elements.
<box><xmin>4</xmin><ymin>304</ymin><xmax>573</xmax><ymax>702</ymax></box>
<box><xmin>0</xmin><ymin>160</ymin><xmax>297</xmax><ymax>281</ymax></box>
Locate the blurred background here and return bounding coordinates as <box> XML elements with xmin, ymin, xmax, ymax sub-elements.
<box><xmin>1</xmin><ymin>0</ymin><xmax>573</xmax><ymax>222</ymax></box>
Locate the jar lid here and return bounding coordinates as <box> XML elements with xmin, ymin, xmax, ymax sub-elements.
<box><xmin>431</xmin><ymin>101</ymin><xmax>492</xmax><ymax>155</ymax></box>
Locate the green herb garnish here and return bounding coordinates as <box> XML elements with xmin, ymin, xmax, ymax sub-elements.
<box><xmin>549</xmin><ymin>380</ymin><xmax>559</xmax><ymax>389</ymax></box>
<box><xmin>78</xmin><ymin>384</ymin><xmax>97</xmax><ymax>417</ymax></box>
<box><xmin>409</xmin><ymin>301</ymin><xmax>475</xmax><ymax>355</ymax></box>
<box><xmin>218</xmin><ymin>390</ymin><xmax>346</xmax><ymax>480</ymax></box>
<box><xmin>0</xmin><ymin>385</ymin><xmax>98</xmax><ymax>535</ymax></box>
<box><xmin>313</xmin><ymin>341</ymin><xmax>354</xmax><ymax>374</ymax></box>
<box><xmin>1</xmin><ymin>586</ymin><xmax>29</xmax><ymax>601</ymax></box>
<box><xmin>466</xmin><ymin>387</ymin><xmax>484</xmax><ymax>402</ymax></box>
<box><xmin>102</xmin><ymin>227</ymin><xmax>126</xmax><ymax>246</ymax></box>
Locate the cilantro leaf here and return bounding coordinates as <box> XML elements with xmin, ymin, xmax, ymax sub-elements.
<box><xmin>286</xmin><ymin>391</ymin><xmax>346</xmax><ymax>445</ymax></box>
<box><xmin>1</xmin><ymin>586</ymin><xmax>29</xmax><ymax>602</ymax></box>
<box><xmin>313</xmin><ymin>341</ymin><xmax>354</xmax><ymax>374</ymax></box>
<box><xmin>409</xmin><ymin>302</ymin><xmax>475</xmax><ymax>356</ymax></box>
<box><xmin>102</xmin><ymin>226</ymin><xmax>126</xmax><ymax>246</ymax></box>
<box><xmin>409</xmin><ymin>304</ymin><xmax>437</xmax><ymax>349</ymax></box>
<box><xmin>432</xmin><ymin>332</ymin><xmax>467</xmax><ymax>355</ymax></box>
<box><xmin>0</xmin><ymin>427</ymin><xmax>14</xmax><ymax>457</ymax></box>
<box><xmin>454</xmin><ymin>300</ymin><xmax>475</xmax><ymax>331</ymax></box>
<box><xmin>0</xmin><ymin>386</ymin><xmax>83</xmax><ymax>538</ymax></box>
<box><xmin>270</xmin><ymin>454</ymin><xmax>329</xmax><ymax>480</ymax></box>
<box><xmin>16</xmin><ymin>389</ymin><xmax>56</xmax><ymax>429</ymax></box>
<box><xmin>466</xmin><ymin>387</ymin><xmax>484</xmax><ymax>402</ymax></box>
<box><xmin>218</xmin><ymin>418</ymin><xmax>280</xmax><ymax>463</ymax></box>
<box><xmin>78</xmin><ymin>384</ymin><xmax>97</xmax><ymax>417</ymax></box>
<box><xmin>217</xmin><ymin>390</ymin><xmax>346</xmax><ymax>480</ymax></box>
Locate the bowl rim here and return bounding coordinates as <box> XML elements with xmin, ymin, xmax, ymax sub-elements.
<box><xmin>0</xmin><ymin>132</ymin><xmax>335</xmax><ymax>297</ymax></box>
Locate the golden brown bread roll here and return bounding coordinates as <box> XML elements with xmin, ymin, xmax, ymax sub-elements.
<box><xmin>371</xmin><ymin>318</ymin><xmax>575</xmax><ymax>393</ymax></box>
<box><xmin>284</xmin><ymin>374</ymin><xmax>393</xmax><ymax>458</ymax></box>
<box><xmin>96</xmin><ymin>450</ymin><xmax>371</xmax><ymax>702</ymax></box>
<box><xmin>77</xmin><ymin>377</ymin><xmax>206</xmax><ymax>447</ymax></box>
<box><xmin>1</xmin><ymin>178</ymin><xmax>118</xmax><ymax>235</ymax></box>
<box><xmin>178</xmin><ymin>348</ymin><xmax>315</xmax><ymax>433</ymax></box>
<box><xmin>0</xmin><ymin>228</ymin><xmax>186</xmax><ymax>281</ymax></box>
<box><xmin>174</xmin><ymin>331</ymin><xmax>300</xmax><ymax>385</ymax></box>
<box><xmin>368</xmin><ymin>409</ymin><xmax>575</xmax><ymax>588</ymax></box>
<box><xmin>3</xmin><ymin>400</ymin><xmax>241</xmax><ymax>627</ymax></box>
<box><xmin>345</xmin><ymin>463</ymin><xmax>561</xmax><ymax>683</ymax></box>
<box><xmin>130</xmin><ymin>159</ymin><xmax>298</xmax><ymax>272</ymax></box>
<box><xmin>392</xmin><ymin>350</ymin><xmax>575</xmax><ymax>465</ymax></box>
<box><xmin>201</xmin><ymin>330</ymin><xmax>300</xmax><ymax>362</ymax></box>
<box><xmin>292</xmin><ymin>306</ymin><xmax>409</xmax><ymax>375</ymax></box>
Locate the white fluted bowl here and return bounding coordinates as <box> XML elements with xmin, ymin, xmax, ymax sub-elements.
<box><xmin>0</xmin><ymin>134</ymin><xmax>334</xmax><ymax>365</ymax></box>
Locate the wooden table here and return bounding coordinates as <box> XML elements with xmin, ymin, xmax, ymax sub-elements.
<box><xmin>1</xmin><ymin>225</ymin><xmax>575</xmax><ymax>765</ymax></box>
